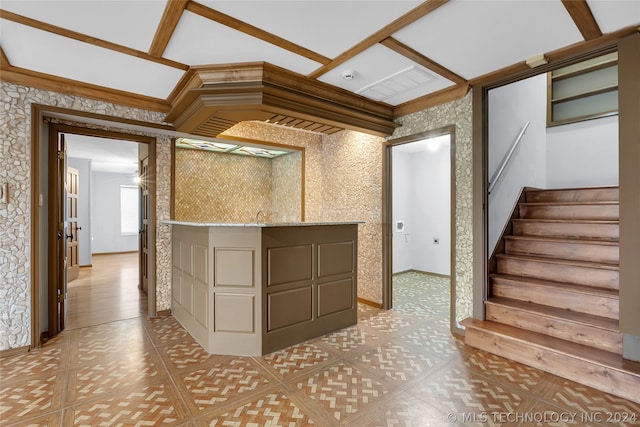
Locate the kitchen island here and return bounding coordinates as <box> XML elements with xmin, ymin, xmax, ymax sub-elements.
<box><xmin>162</xmin><ymin>221</ymin><xmax>360</xmax><ymax>355</ymax></box>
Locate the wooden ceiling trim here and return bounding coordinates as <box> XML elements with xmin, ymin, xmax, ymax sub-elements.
<box><xmin>380</xmin><ymin>37</ymin><xmax>466</xmax><ymax>84</ymax></box>
<box><xmin>468</xmin><ymin>25</ymin><xmax>639</xmax><ymax>89</ymax></box>
<box><xmin>149</xmin><ymin>0</ymin><xmax>189</xmax><ymax>57</ymax></box>
<box><xmin>261</xmin><ymin>90</ymin><xmax>396</xmax><ymax>136</ymax></box>
<box><xmin>393</xmin><ymin>83</ymin><xmax>469</xmax><ymax>117</ymax></box>
<box><xmin>0</xmin><ymin>62</ymin><xmax>171</xmax><ymax>113</ymax></box>
<box><xmin>186</xmin><ymin>2</ymin><xmax>331</xmax><ymax>65</ymax></box>
<box><xmin>0</xmin><ymin>9</ymin><xmax>188</xmax><ymax>71</ymax></box>
<box><xmin>307</xmin><ymin>0</ymin><xmax>449</xmax><ymax>79</ymax></box>
<box><xmin>261</xmin><ymin>63</ymin><xmax>394</xmax><ymax>118</ymax></box>
<box><xmin>545</xmin><ymin>25</ymin><xmax>638</xmax><ymax>63</ymax></box>
<box><xmin>561</xmin><ymin>0</ymin><xmax>602</xmax><ymax>41</ymax></box>
<box><xmin>0</xmin><ymin>46</ymin><xmax>9</xmax><ymax>67</ymax></box>
<box><xmin>167</xmin><ymin>72</ymin><xmax>398</xmax><ymax>137</ymax></box>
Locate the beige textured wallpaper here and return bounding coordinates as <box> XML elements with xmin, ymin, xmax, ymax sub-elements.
<box><xmin>174</xmin><ymin>147</ymin><xmax>302</xmax><ymax>223</ymax></box>
<box><xmin>391</xmin><ymin>92</ymin><xmax>474</xmax><ymax>327</ymax></box>
<box><xmin>223</xmin><ymin>123</ymin><xmax>385</xmax><ymax>304</ymax></box>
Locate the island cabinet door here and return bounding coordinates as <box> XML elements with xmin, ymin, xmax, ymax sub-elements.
<box><xmin>262</xmin><ymin>224</ymin><xmax>358</xmax><ymax>354</ymax></box>
<box><xmin>209</xmin><ymin>227</ymin><xmax>263</xmax><ymax>356</ymax></box>
<box><xmin>171</xmin><ymin>226</ymin><xmax>210</xmax><ymax>350</ymax></box>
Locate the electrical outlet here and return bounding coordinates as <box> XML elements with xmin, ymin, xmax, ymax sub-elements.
<box><xmin>433</xmin><ymin>238</ymin><xmax>439</xmax><ymax>245</ymax></box>
<box><xmin>0</xmin><ymin>183</ymin><xmax>7</xmax><ymax>203</ymax></box>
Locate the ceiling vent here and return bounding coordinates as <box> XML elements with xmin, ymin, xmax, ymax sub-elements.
<box><xmin>356</xmin><ymin>66</ymin><xmax>436</xmax><ymax>102</ymax></box>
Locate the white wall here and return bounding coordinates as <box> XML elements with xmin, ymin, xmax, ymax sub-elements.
<box><xmin>392</xmin><ymin>138</ymin><xmax>451</xmax><ymax>276</ymax></box>
<box><xmin>488</xmin><ymin>74</ymin><xmax>619</xmax><ymax>253</ymax></box>
<box><xmin>67</xmin><ymin>158</ymin><xmax>92</xmax><ymax>266</ymax></box>
<box><xmin>546</xmin><ymin>115</ymin><xmax>618</xmax><ymax>188</ymax></box>
<box><xmin>488</xmin><ymin>74</ymin><xmax>548</xmax><ymax>253</ymax></box>
<box><xmin>91</xmin><ymin>172</ymin><xmax>139</xmax><ymax>254</ymax></box>
<box><xmin>392</xmin><ymin>151</ymin><xmax>412</xmax><ymax>273</ymax></box>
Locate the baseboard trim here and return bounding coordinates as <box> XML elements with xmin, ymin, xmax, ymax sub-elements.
<box><xmin>92</xmin><ymin>251</ymin><xmax>138</xmax><ymax>256</ymax></box>
<box><xmin>357</xmin><ymin>297</ymin><xmax>382</xmax><ymax>309</ymax></box>
<box><xmin>156</xmin><ymin>309</ymin><xmax>172</xmax><ymax>317</ymax></box>
<box><xmin>0</xmin><ymin>345</ymin><xmax>30</xmax><ymax>359</ymax></box>
<box><xmin>393</xmin><ymin>269</ymin><xmax>451</xmax><ymax>279</ymax></box>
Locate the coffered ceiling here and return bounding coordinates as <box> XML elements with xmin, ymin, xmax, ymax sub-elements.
<box><xmin>1</xmin><ymin>0</ymin><xmax>638</xmax><ymax>135</ymax></box>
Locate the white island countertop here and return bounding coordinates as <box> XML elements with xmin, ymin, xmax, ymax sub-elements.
<box><xmin>161</xmin><ymin>220</ymin><xmax>364</xmax><ymax>227</ymax></box>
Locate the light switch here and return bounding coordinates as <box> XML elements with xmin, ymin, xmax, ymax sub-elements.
<box><xmin>0</xmin><ymin>183</ymin><xmax>7</xmax><ymax>203</ymax></box>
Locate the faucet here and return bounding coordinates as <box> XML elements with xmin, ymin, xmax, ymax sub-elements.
<box><xmin>255</xmin><ymin>210</ymin><xmax>265</xmax><ymax>224</ymax></box>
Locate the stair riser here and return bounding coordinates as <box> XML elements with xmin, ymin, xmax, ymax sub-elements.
<box><xmin>497</xmin><ymin>258</ymin><xmax>619</xmax><ymax>290</ymax></box>
<box><xmin>464</xmin><ymin>326</ymin><xmax>640</xmax><ymax>405</ymax></box>
<box><xmin>505</xmin><ymin>239</ymin><xmax>619</xmax><ymax>264</ymax></box>
<box><xmin>491</xmin><ymin>281</ymin><xmax>619</xmax><ymax>319</ymax></box>
<box><xmin>485</xmin><ymin>303</ymin><xmax>622</xmax><ymax>354</ymax></box>
<box><xmin>525</xmin><ymin>188</ymin><xmax>619</xmax><ymax>203</ymax></box>
<box><xmin>512</xmin><ymin>221</ymin><xmax>619</xmax><ymax>241</ymax></box>
<box><xmin>519</xmin><ymin>204</ymin><xmax>619</xmax><ymax>220</ymax></box>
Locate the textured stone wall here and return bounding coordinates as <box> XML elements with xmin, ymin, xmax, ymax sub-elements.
<box><xmin>0</xmin><ymin>82</ymin><xmax>172</xmax><ymax>350</ymax></box>
<box><xmin>175</xmin><ymin>148</ymin><xmax>273</xmax><ymax>223</ymax></box>
<box><xmin>321</xmin><ymin>131</ymin><xmax>385</xmax><ymax>303</ymax></box>
<box><xmin>272</xmin><ymin>151</ymin><xmax>302</xmax><ymax>223</ymax></box>
<box><xmin>223</xmin><ymin>124</ymin><xmax>386</xmax><ymax>303</ymax></box>
<box><xmin>221</xmin><ymin>123</ymin><xmax>324</xmax><ymax>220</ymax></box>
<box><xmin>391</xmin><ymin>92</ymin><xmax>474</xmax><ymax>326</ymax></box>
<box><xmin>0</xmin><ymin>79</ymin><xmax>473</xmax><ymax>350</ymax></box>
<box><xmin>174</xmin><ymin>147</ymin><xmax>302</xmax><ymax>224</ymax></box>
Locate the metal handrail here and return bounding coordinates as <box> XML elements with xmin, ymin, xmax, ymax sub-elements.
<box><xmin>488</xmin><ymin>121</ymin><xmax>530</xmax><ymax>194</ymax></box>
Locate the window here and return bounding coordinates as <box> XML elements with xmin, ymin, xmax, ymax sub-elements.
<box><xmin>547</xmin><ymin>51</ymin><xmax>618</xmax><ymax>126</ymax></box>
<box><xmin>120</xmin><ymin>185</ymin><xmax>139</xmax><ymax>235</ymax></box>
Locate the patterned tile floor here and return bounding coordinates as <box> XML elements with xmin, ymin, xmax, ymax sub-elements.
<box><xmin>2</xmin><ymin>271</ymin><xmax>639</xmax><ymax>426</ymax></box>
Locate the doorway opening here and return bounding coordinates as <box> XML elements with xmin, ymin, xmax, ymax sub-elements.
<box><xmin>41</xmin><ymin>122</ymin><xmax>156</xmax><ymax>340</ymax></box>
<box><xmin>384</xmin><ymin>126</ymin><xmax>456</xmax><ymax>331</ymax></box>
<box><xmin>64</xmin><ymin>134</ymin><xmax>145</xmax><ymax>330</ymax></box>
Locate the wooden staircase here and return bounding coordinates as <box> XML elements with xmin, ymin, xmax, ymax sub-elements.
<box><xmin>463</xmin><ymin>186</ymin><xmax>640</xmax><ymax>404</ymax></box>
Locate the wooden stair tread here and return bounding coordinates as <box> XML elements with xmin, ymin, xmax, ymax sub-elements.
<box><xmin>462</xmin><ymin>318</ymin><xmax>640</xmax><ymax>375</ymax></box>
<box><xmin>496</xmin><ymin>253</ymin><xmax>619</xmax><ymax>270</ymax></box>
<box><xmin>525</xmin><ymin>186</ymin><xmax>618</xmax><ymax>192</ymax></box>
<box><xmin>504</xmin><ymin>235</ymin><xmax>619</xmax><ymax>246</ymax></box>
<box><xmin>490</xmin><ymin>274</ymin><xmax>619</xmax><ymax>298</ymax></box>
<box><xmin>512</xmin><ymin>218</ymin><xmax>619</xmax><ymax>225</ymax></box>
<box><xmin>486</xmin><ymin>297</ymin><xmax>620</xmax><ymax>331</ymax></box>
<box><xmin>519</xmin><ymin>201</ymin><xmax>619</xmax><ymax>206</ymax></box>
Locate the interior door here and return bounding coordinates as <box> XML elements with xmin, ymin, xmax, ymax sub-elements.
<box><xmin>66</xmin><ymin>166</ymin><xmax>80</xmax><ymax>282</ymax></box>
<box><xmin>49</xmin><ymin>132</ymin><xmax>68</xmax><ymax>334</ymax></box>
<box><xmin>139</xmin><ymin>154</ymin><xmax>149</xmax><ymax>294</ymax></box>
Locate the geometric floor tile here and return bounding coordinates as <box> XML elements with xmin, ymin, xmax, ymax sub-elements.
<box><xmin>0</xmin><ymin>345</ymin><xmax>67</xmax><ymax>383</ymax></box>
<box><xmin>359</xmin><ymin>311</ymin><xmax>413</xmax><ymax>334</ymax></box>
<box><xmin>66</xmin><ymin>350</ymin><xmax>164</xmax><ymax>404</ymax></box>
<box><xmin>319</xmin><ymin>324</ymin><xmax>381</xmax><ymax>353</ymax></box>
<box><xmin>545</xmin><ymin>379</ymin><xmax>640</xmax><ymax>422</ymax></box>
<box><xmin>144</xmin><ymin>316</ymin><xmax>192</xmax><ymax>346</ymax></box>
<box><xmin>179</xmin><ymin>359</ymin><xmax>272</xmax><ymax>412</ymax></box>
<box><xmin>353</xmin><ymin>342</ymin><xmax>441</xmax><ymax>382</ymax></box>
<box><xmin>195</xmin><ymin>391</ymin><xmax>316</xmax><ymax>426</ymax></box>
<box><xmin>62</xmin><ymin>380</ymin><xmax>188</xmax><ymax>426</ymax></box>
<box><xmin>71</xmin><ymin>335</ymin><xmax>150</xmax><ymax>365</ymax></box>
<box><xmin>159</xmin><ymin>339</ymin><xmax>215</xmax><ymax>371</ymax></box>
<box><xmin>261</xmin><ymin>342</ymin><xmax>331</xmax><ymax>378</ymax></box>
<box><xmin>3</xmin><ymin>270</ymin><xmax>640</xmax><ymax>426</ymax></box>
<box><xmin>463</xmin><ymin>349</ymin><xmax>552</xmax><ymax>395</ymax></box>
<box><xmin>344</xmin><ymin>392</ymin><xmax>450</xmax><ymax>427</ymax></box>
<box><xmin>0</xmin><ymin>373</ymin><xmax>64</xmax><ymax>424</ymax></box>
<box><xmin>400</xmin><ymin>324</ymin><xmax>468</xmax><ymax>359</ymax></box>
<box><xmin>296</xmin><ymin>362</ymin><xmax>389</xmax><ymax>421</ymax></box>
<box><xmin>407</xmin><ymin>364</ymin><xmax>526</xmax><ymax>416</ymax></box>
<box><xmin>1</xmin><ymin>411</ymin><xmax>62</xmax><ymax>427</ymax></box>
